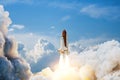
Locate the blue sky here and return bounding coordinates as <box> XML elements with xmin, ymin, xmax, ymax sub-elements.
<box><xmin>0</xmin><ymin>0</ymin><xmax>120</xmax><ymax>43</ymax></box>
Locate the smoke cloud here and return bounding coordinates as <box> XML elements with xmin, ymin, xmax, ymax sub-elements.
<box><xmin>0</xmin><ymin>32</ymin><xmax>5</xmax><ymax>56</ymax></box>
<box><xmin>69</xmin><ymin>40</ymin><xmax>120</xmax><ymax>80</ymax></box>
<box><xmin>0</xmin><ymin>5</ymin><xmax>32</xmax><ymax>80</ymax></box>
<box><xmin>0</xmin><ymin>5</ymin><xmax>12</xmax><ymax>36</ymax></box>
<box><xmin>0</xmin><ymin>34</ymin><xmax>32</xmax><ymax>80</ymax></box>
<box><xmin>31</xmin><ymin>40</ymin><xmax>120</xmax><ymax>80</ymax></box>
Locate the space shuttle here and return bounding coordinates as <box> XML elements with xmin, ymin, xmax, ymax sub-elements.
<box><xmin>58</xmin><ymin>29</ymin><xmax>69</xmax><ymax>55</ymax></box>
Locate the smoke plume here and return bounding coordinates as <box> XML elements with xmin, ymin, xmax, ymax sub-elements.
<box><xmin>0</xmin><ymin>5</ymin><xmax>32</xmax><ymax>80</ymax></box>
<box><xmin>0</xmin><ymin>5</ymin><xmax>11</xmax><ymax>36</ymax></box>
<box><xmin>31</xmin><ymin>40</ymin><xmax>120</xmax><ymax>80</ymax></box>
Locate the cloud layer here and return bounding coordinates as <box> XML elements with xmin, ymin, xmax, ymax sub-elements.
<box><xmin>18</xmin><ymin>39</ymin><xmax>59</xmax><ymax>72</ymax></box>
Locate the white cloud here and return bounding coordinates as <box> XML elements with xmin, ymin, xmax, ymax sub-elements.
<box><xmin>17</xmin><ymin>37</ymin><xmax>59</xmax><ymax>72</ymax></box>
<box><xmin>8</xmin><ymin>28</ymin><xmax>14</xmax><ymax>32</ymax></box>
<box><xmin>9</xmin><ymin>24</ymin><xmax>25</xmax><ymax>32</ymax></box>
<box><xmin>26</xmin><ymin>39</ymin><xmax>57</xmax><ymax>63</ymax></box>
<box><xmin>11</xmin><ymin>24</ymin><xmax>24</xmax><ymax>29</ymax></box>
<box><xmin>80</xmin><ymin>4</ymin><xmax>120</xmax><ymax>19</ymax></box>
<box><xmin>12</xmin><ymin>33</ymin><xmax>59</xmax><ymax>50</ymax></box>
<box><xmin>61</xmin><ymin>15</ymin><xmax>71</xmax><ymax>21</ymax></box>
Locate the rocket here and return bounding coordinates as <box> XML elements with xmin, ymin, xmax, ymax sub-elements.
<box><xmin>58</xmin><ymin>29</ymin><xmax>69</xmax><ymax>54</ymax></box>
<box><xmin>58</xmin><ymin>30</ymin><xmax>70</xmax><ymax>69</ymax></box>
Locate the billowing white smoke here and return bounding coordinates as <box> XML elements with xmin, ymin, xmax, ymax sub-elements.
<box><xmin>4</xmin><ymin>37</ymin><xmax>32</xmax><ymax>80</ymax></box>
<box><xmin>0</xmin><ymin>31</ymin><xmax>14</xmax><ymax>80</ymax></box>
<box><xmin>0</xmin><ymin>32</ymin><xmax>5</xmax><ymax>56</ymax></box>
<box><xmin>0</xmin><ymin>5</ymin><xmax>32</xmax><ymax>80</ymax></box>
<box><xmin>69</xmin><ymin>40</ymin><xmax>120</xmax><ymax>80</ymax></box>
<box><xmin>0</xmin><ymin>35</ymin><xmax>32</xmax><ymax>80</ymax></box>
<box><xmin>31</xmin><ymin>40</ymin><xmax>120</xmax><ymax>80</ymax></box>
<box><xmin>0</xmin><ymin>5</ymin><xmax>12</xmax><ymax>36</ymax></box>
<box><xmin>69</xmin><ymin>38</ymin><xmax>107</xmax><ymax>53</ymax></box>
<box><xmin>102</xmin><ymin>70</ymin><xmax>120</xmax><ymax>80</ymax></box>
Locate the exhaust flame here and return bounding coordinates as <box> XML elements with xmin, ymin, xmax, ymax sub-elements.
<box><xmin>52</xmin><ymin>54</ymin><xmax>80</xmax><ymax>80</ymax></box>
<box><xmin>51</xmin><ymin>54</ymin><xmax>96</xmax><ymax>80</ymax></box>
<box><xmin>59</xmin><ymin>54</ymin><xmax>70</xmax><ymax>70</ymax></box>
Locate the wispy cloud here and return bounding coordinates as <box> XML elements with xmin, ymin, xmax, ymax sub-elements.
<box><xmin>80</xmin><ymin>4</ymin><xmax>120</xmax><ymax>19</ymax></box>
<box><xmin>0</xmin><ymin>0</ymin><xmax>34</xmax><ymax>5</ymax></box>
<box><xmin>11</xmin><ymin>24</ymin><xmax>24</xmax><ymax>29</ymax></box>
<box><xmin>48</xmin><ymin>2</ymin><xmax>120</xmax><ymax>20</ymax></box>
<box><xmin>50</xmin><ymin>26</ymin><xmax>55</xmax><ymax>29</ymax></box>
<box><xmin>61</xmin><ymin>15</ymin><xmax>71</xmax><ymax>21</ymax></box>
<box><xmin>8</xmin><ymin>28</ymin><xmax>14</xmax><ymax>32</ymax></box>
<box><xmin>9</xmin><ymin>24</ymin><xmax>24</xmax><ymax>32</ymax></box>
<box><xmin>48</xmin><ymin>2</ymin><xmax>80</xmax><ymax>9</ymax></box>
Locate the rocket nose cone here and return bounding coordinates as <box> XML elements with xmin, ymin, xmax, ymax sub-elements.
<box><xmin>62</xmin><ymin>29</ymin><xmax>67</xmax><ymax>37</ymax></box>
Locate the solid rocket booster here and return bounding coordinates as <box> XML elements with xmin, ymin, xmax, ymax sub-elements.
<box><xmin>58</xmin><ymin>29</ymin><xmax>68</xmax><ymax>54</ymax></box>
